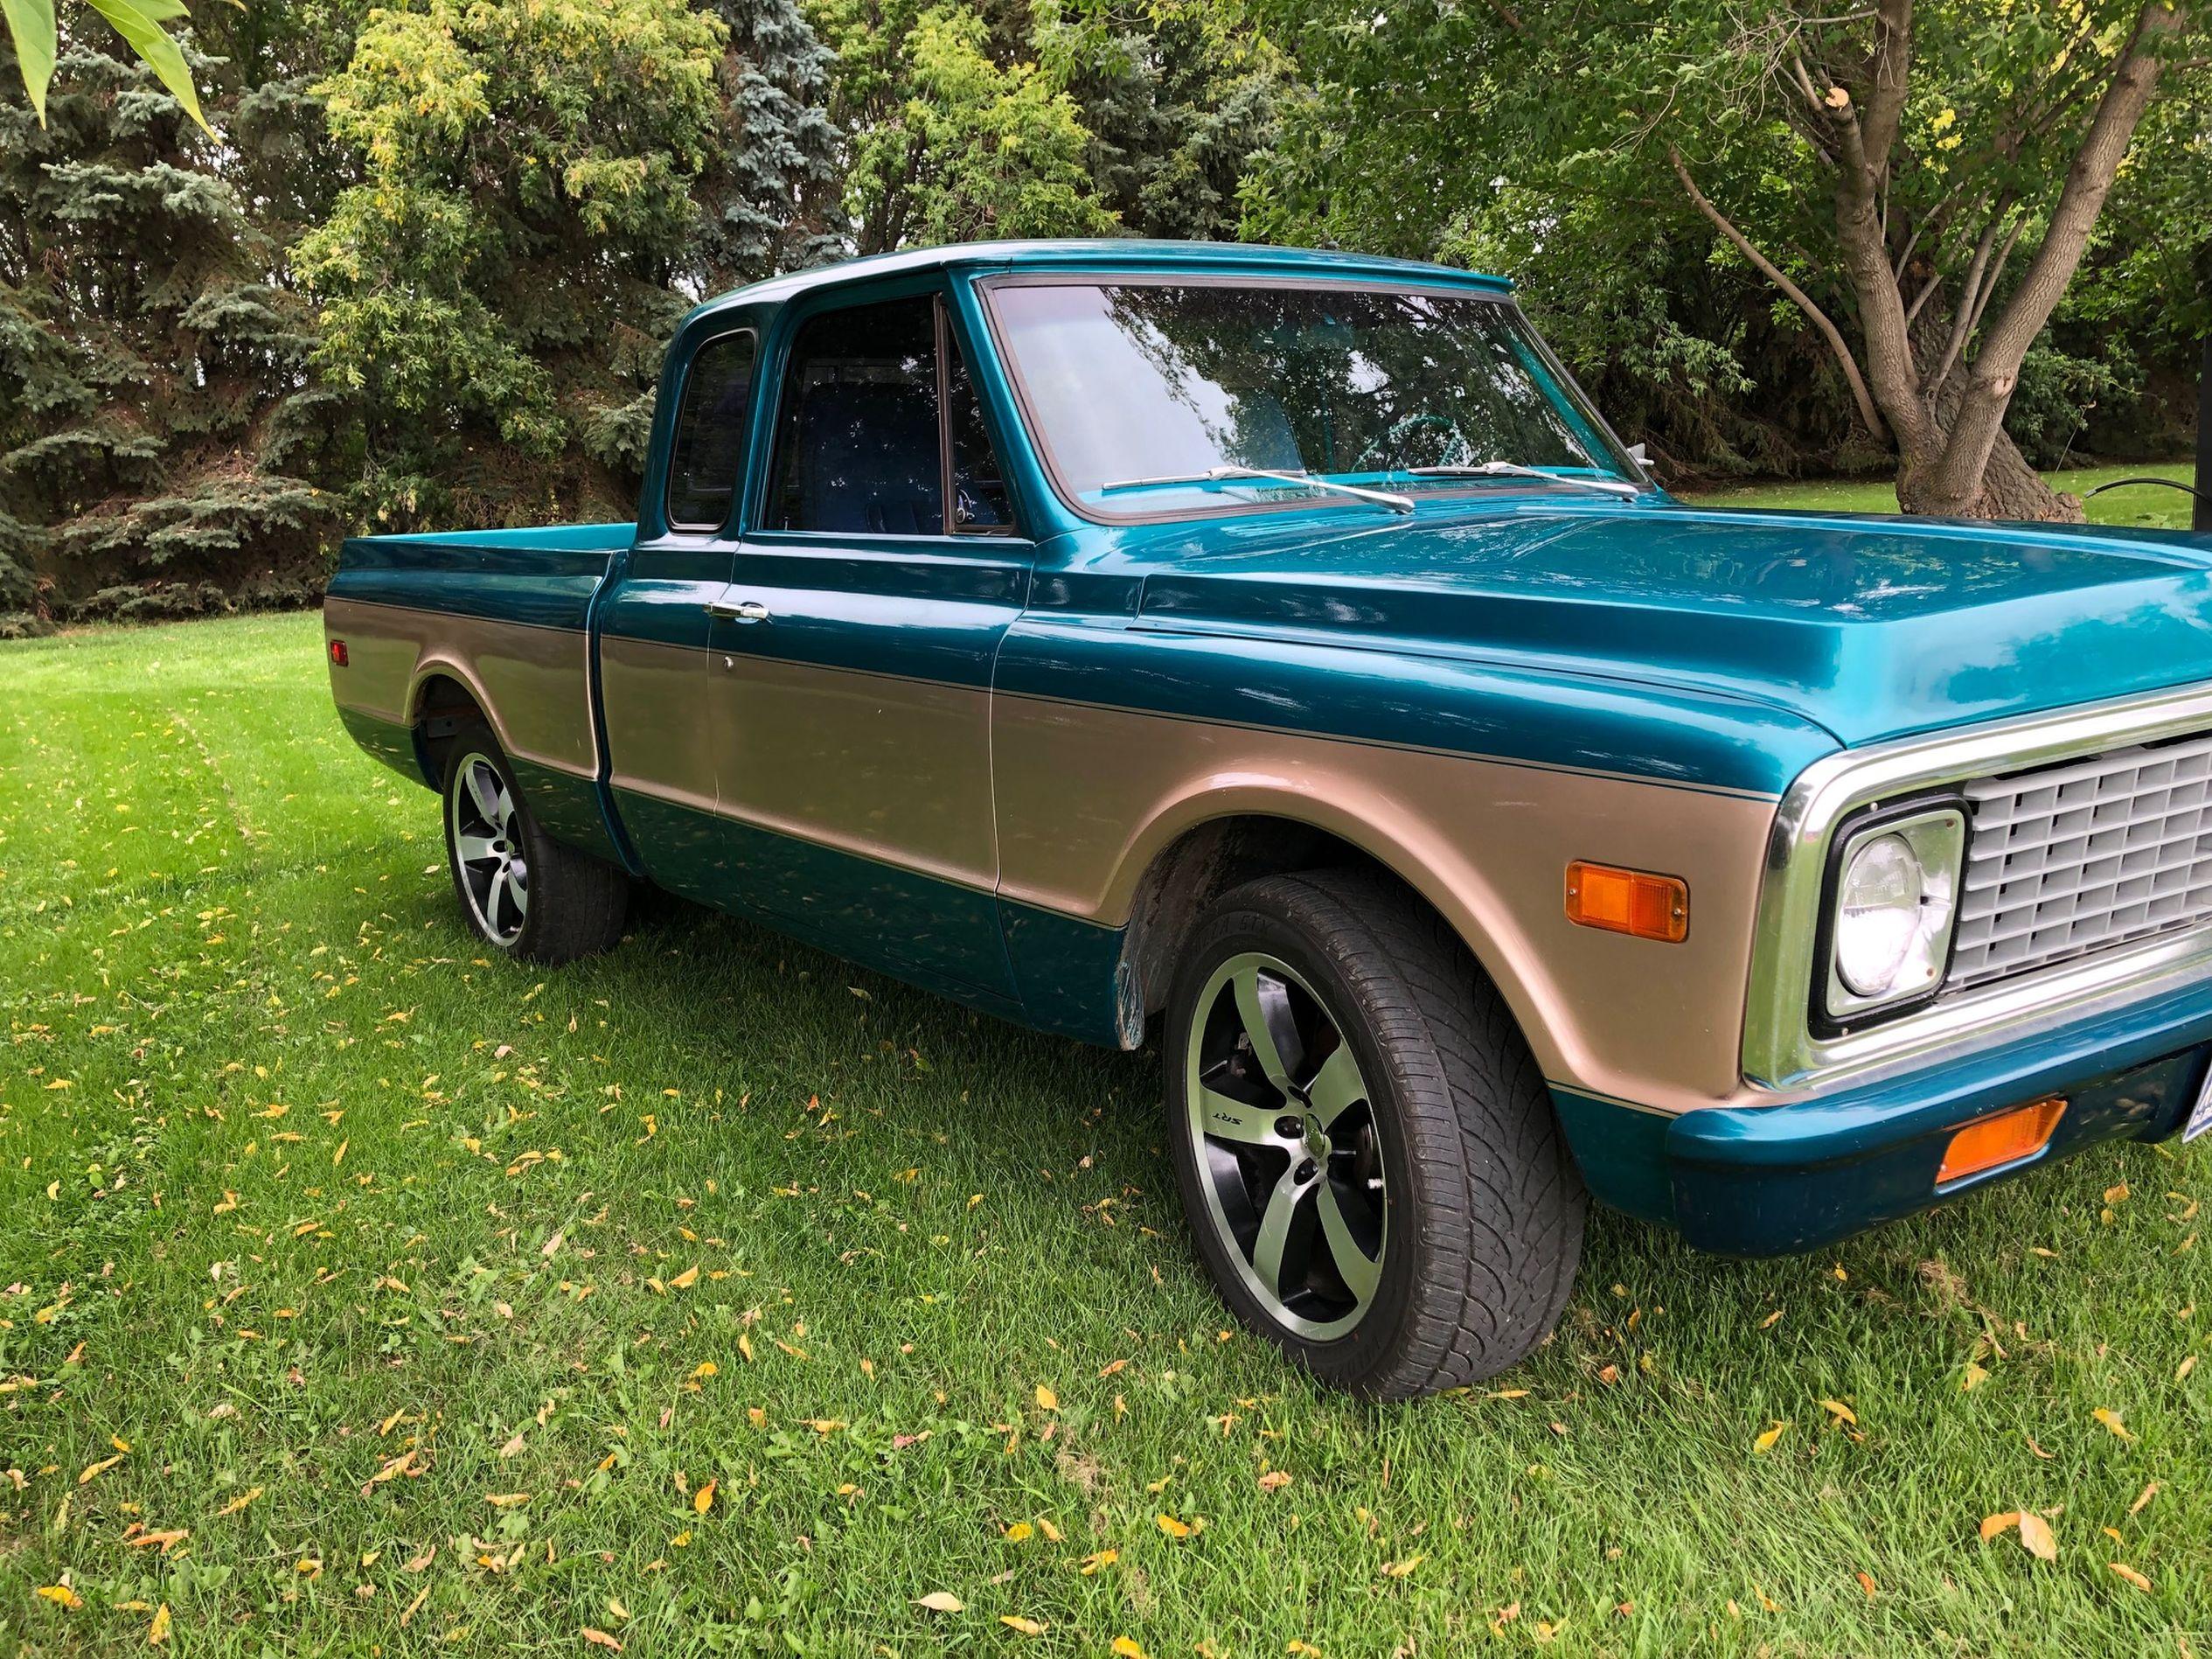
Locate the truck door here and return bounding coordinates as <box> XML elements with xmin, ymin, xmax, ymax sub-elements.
<box><xmin>596</xmin><ymin>327</ymin><xmax>753</xmax><ymax>900</ymax></box>
<box><xmin>704</xmin><ymin>284</ymin><xmax>1032</xmax><ymax>1001</ymax></box>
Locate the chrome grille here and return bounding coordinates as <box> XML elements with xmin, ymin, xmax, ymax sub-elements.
<box><xmin>1949</xmin><ymin>731</ymin><xmax>2212</xmax><ymax>990</ymax></box>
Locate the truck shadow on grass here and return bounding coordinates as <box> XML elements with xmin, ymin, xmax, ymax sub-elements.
<box><xmin>546</xmin><ymin>884</ymin><xmax>2162</xmax><ymax>1398</ymax></box>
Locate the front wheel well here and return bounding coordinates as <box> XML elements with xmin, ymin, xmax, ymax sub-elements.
<box><xmin>1123</xmin><ymin>816</ymin><xmax>1440</xmax><ymax>1024</ymax></box>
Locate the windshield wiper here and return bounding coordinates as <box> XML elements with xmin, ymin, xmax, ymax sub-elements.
<box><xmin>1100</xmin><ymin>465</ymin><xmax>1414</xmax><ymax>514</ymax></box>
<box><xmin>1403</xmin><ymin>462</ymin><xmax>1639</xmax><ymax>498</ymax></box>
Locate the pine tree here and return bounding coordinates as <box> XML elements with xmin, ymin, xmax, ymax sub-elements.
<box><xmin>692</xmin><ymin>0</ymin><xmax>848</xmax><ymax>290</ymax></box>
<box><xmin>0</xmin><ymin>11</ymin><xmax>345</xmax><ymax>631</ymax></box>
<box><xmin>1039</xmin><ymin>0</ymin><xmax>1283</xmax><ymax>242</ymax></box>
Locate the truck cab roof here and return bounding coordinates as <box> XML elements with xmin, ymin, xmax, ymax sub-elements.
<box><xmin>685</xmin><ymin>239</ymin><xmax>1517</xmax><ymax>326</ymax></box>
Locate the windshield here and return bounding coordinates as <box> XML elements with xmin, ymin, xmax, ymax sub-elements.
<box><xmin>984</xmin><ymin>280</ymin><xmax>1641</xmax><ymax>518</ymax></box>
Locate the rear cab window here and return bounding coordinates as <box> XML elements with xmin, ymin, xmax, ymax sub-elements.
<box><xmin>665</xmin><ymin>330</ymin><xmax>758</xmax><ymax>533</ymax></box>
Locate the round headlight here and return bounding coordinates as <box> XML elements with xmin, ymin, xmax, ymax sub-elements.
<box><xmin>1834</xmin><ymin>832</ymin><xmax>1925</xmax><ymax>996</ymax></box>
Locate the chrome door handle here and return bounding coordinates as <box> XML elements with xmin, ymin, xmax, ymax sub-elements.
<box><xmin>704</xmin><ymin>598</ymin><xmax>770</xmax><ymax>624</ymax></box>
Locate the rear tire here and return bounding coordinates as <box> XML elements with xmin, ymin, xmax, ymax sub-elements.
<box><xmin>441</xmin><ymin>723</ymin><xmax>627</xmax><ymax>965</ymax></box>
<box><xmin>1164</xmin><ymin>870</ymin><xmax>1586</xmax><ymax>1399</ymax></box>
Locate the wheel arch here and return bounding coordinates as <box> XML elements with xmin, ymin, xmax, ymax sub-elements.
<box><xmin>407</xmin><ymin>659</ymin><xmax>506</xmax><ymax>787</ymax></box>
<box><xmin>1109</xmin><ymin>786</ymin><xmax>1576</xmax><ymax>1081</ymax></box>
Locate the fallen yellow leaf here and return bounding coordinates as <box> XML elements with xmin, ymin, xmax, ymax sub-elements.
<box><xmin>669</xmin><ymin>1266</ymin><xmax>699</xmax><ymax>1291</ymax></box>
<box><xmin>2092</xmin><ymin>1407</ymin><xmax>2134</xmax><ymax>1441</ymax></box>
<box><xmin>215</xmin><ymin>1487</ymin><xmax>262</xmax><ymax>1516</ymax></box>
<box><xmin>149</xmin><ymin>1602</ymin><xmax>172</xmax><ymax>1645</ymax></box>
<box><xmin>1156</xmin><ymin>1514</ymin><xmax>1192</xmax><ymax>1539</ymax></box>
<box><xmin>2018</xmin><ymin>1512</ymin><xmax>2058</xmax><ymax>1562</ymax></box>
<box><xmin>1258</xmin><ymin>1470</ymin><xmax>1292</xmax><ymax>1493</ymax></box>
<box><xmin>693</xmin><ymin>1480</ymin><xmax>715</xmax><ymax>1515</ymax></box>
<box><xmin>1004</xmin><ymin>1522</ymin><xmax>1033</xmax><ymax>1543</ymax></box>
<box><xmin>1752</xmin><ymin>1420</ymin><xmax>1789</xmax><ymax>1454</ymax></box>
<box><xmin>1111</xmin><ymin>1640</ymin><xmax>1148</xmax><ymax>1659</ymax></box>
<box><xmin>77</xmin><ymin>1453</ymin><xmax>124</xmax><ymax>1485</ymax></box>
<box><xmin>1000</xmin><ymin>1614</ymin><xmax>1047</xmax><ymax>1635</ymax></box>
<box><xmin>1819</xmin><ymin>1399</ymin><xmax>1858</xmax><ymax>1426</ymax></box>
<box><xmin>2109</xmin><ymin>1562</ymin><xmax>2152</xmax><ymax>1592</ymax></box>
<box><xmin>914</xmin><ymin>1592</ymin><xmax>963</xmax><ymax>1614</ymax></box>
<box><xmin>1034</xmin><ymin>1384</ymin><xmax>1059</xmax><ymax>1412</ymax></box>
<box><xmin>1382</xmin><ymin>1554</ymin><xmax>1425</xmax><ymax>1578</ymax></box>
<box><xmin>581</xmin><ymin>1628</ymin><xmax>623</xmax><ymax>1651</ymax></box>
<box><xmin>37</xmin><ymin>1585</ymin><xmax>82</xmax><ymax>1609</ymax></box>
<box><xmin>1979</xmin><ymin>1510</ymin><xmax>2020</xmax><ymax>1542</ymax></box>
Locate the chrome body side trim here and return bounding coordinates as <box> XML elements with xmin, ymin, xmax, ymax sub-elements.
<box><xmin>1744</xmin><ymin>680</ymin><xmax>2212</xmax><ymax>1092</ymax></box>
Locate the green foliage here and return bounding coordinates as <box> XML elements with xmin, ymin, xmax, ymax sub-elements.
<box><xmin>3</xmin><ymin>0</ymin><xmax>210</xmax><ymax>133</ymax></box>
<box><xmin>814</xmin><ymin>0</ymin><xmax>1117</xmax><ymax>252</ymax></box>
<box><xmin>0</xmin><ymin>0</ymin><xmax>2198</xmax><ymax>619</ymax></box>
<box><xmin>1037</xmin><ymin>0</ymin><xmax>1283</xmax><ymax>241</ymax></box>
<box><xmin>1248</xmin><ymin>0</ymin><xmax>2204</xmax><ymax>479</ymax></box>
<box><xmin>0</xmin><ymin>8</ymin><xmax>344</xmax><ymax>629</ymax></box>
<box><xmin>296</xmin><ymin>0</ymin><xmax>728</xmax><ymax>530</ymax></box>
<box><xmin>690</xmin><ymin>0</ymin><xmax>848</xmax><ymax>289</ymax></box>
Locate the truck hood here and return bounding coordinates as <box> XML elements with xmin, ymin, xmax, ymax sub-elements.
<box><xmin>1132</xmin><ymin>500</ymin><xmax>2212</xmax><ymax>747</ymax></box>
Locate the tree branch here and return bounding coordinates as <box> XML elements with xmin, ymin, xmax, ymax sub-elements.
<box><xmin>1858</xmin><ymin>0</ymin><xmax>1914</xmax><ymax>176</ymax></box>
<box><xmin>1922</xmin><ymin>0</ymin><xmax>2187</xmax><ymax>503</ymax></box>
<box><xmin>1669</xmin><ymin>145</ymin><xmax>1886</xmax><ymax>440</ymax></box>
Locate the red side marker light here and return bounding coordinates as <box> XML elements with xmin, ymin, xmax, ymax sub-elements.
<box><xmin>329</xmin><ymin>639</ymin><xmax>348</xmax><ymax>667</ymax></box>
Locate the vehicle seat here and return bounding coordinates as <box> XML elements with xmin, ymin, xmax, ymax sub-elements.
<box><xmin>789</xmin><ymin>380</ymin><xmax>942</xmax><ymax>535</ymax></box>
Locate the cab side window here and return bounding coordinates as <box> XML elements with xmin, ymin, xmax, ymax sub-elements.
<box><xmin>664</xmin><ymin>331</ymin><xmax>757</xmax><ymax>533</ymax></box>
<box><xmin>769</xmin><ymin>297</ymin><xmax>943</xmax><ymax>535</ymax></box>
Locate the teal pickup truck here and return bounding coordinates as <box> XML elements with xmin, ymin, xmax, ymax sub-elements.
<box><xmin>327</xmin><ymin>240</ymin><xmax>2212</xmax><ymax>1398</ymax></box>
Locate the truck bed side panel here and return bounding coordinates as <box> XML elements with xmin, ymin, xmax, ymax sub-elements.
<box><xmin>324</xmin><ymin>526</ymin><xmax>631</xmax><ymax>858</ymax></box>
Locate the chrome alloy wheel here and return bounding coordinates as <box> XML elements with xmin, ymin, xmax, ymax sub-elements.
<box><xmin>1182</xmin><ymin>951</ymin><xmax>1388</xmax><ymax>1341</ymax></box>
<box><xmin>450</xmin><ymin>752</ymin><xmax>529</xmax><ymax>947</ymax></box>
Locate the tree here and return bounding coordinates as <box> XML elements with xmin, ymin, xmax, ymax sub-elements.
<box><xmin>3</xmin><ymin>0</ymin><xmax>212</xmax><ymax>133</ymax></box>
<box><xmin>1661</xmin><ymin>2</ymin><xmax>2192</xmax><ymax>518</ymax></box>
<box><xmin>0</xmin><ymin>7</ymin><xmax>344</xmax><ymax>627</ymax></box>
<box><xmin>1250</xmin><ymin>0</ymin><xmax>2199</xmax><ymax>519</ymax></box>
<box><xmin>810</xmin><ymin>0</ymin><xmax>1117</xmax><ymax>253</ymax></box>
<box><xmin>294</xmin><ymin>0</ymin><xmax>729</xmax><ymax>531</ymax></box>
<box><xmin>1036</xmin><ymin>0</ymin><xmax>1283</xmax><ymax>241</ymax></box>
<box><xmin>689</xmin><ymin>0</ymin><xmax>848</xmax><ymax>290</ymax></box>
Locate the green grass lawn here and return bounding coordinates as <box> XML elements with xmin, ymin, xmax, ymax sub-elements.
<box><xmin>1681</xmin><ymin>460</ymin><xmax>2202</xmax><ymax>529</ymax></box>
<box><xmin>3</xmin><ymin>612</ymin><xmax>2209</xmax><ymax>1657</ymax></box>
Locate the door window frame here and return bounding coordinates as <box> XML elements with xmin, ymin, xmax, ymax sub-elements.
<box><xmin>748</xmin><ymin>281</ymin><xmax>1032</xmax><ymax>547</ymax></box>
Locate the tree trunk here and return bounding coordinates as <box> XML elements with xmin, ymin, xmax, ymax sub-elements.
<box><xmin>1894</xmin><ymin>324</ymin><xmax>2081</xmax><ymax>521</ymax></box>
<box><xmin>1898</xmin><ymin>423</ymin><xmax>2078</xmax><ymax>520</ymax></box>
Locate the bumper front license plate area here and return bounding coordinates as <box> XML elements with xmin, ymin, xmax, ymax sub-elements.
<box><xmin>2188</xmin><ymin>1065</ymin><xmax>2212</xmax><ymax>1142</ymax></box>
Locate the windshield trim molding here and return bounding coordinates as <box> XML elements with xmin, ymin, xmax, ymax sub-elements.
<box><xmin>974</xmin><ymin>269</ymin><xmax>1652</xmax><ymax>529</ymax></box>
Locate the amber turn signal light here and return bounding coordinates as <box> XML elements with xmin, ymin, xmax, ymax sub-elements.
<box><xmin>1937</xmin><ymin>1096</ymin><xmax>2065</xmax><ymax>1185</ymax></box>
<box><xmin>1564</xmin><ymin>861</ymin><xmax>1688</xmax><ymax>943</ymax></box>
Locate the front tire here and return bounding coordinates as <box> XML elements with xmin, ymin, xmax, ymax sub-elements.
<box><xmin>442</xmin><ymin>724</ymin><xmax>627</xmax><ymax>964</ymax></box>
<box><xmin>1164</xmin><ymin>871</ymin><xmax>1587</xmax><ymax>1399</ymax></box>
